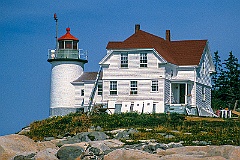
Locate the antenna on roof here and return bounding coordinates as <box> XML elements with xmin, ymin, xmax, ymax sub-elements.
<box><xmin>54</xmin><ymin>13</ymin><xmax>58</xmax><ymax>50</ymax></box>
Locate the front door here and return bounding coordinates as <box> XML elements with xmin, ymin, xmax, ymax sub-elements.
<box><xmin>179</xmin><ymin>84</ymin><xmax>185</xmax><ymax>104</ymax></box>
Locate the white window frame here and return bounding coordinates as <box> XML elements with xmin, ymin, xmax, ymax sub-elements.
<box><xmin>110</xmin><ymin>81</ymin><xmax>117</xmax><ymax>95</ymax></box>
<box><xmin>202</xmin><ymin>60</ymin><xmax>206</xmax><ymax>75</ymax></box>
<box><xmin>130</xmin><ymin>81</ymin><xmax>138</xmax><ymax>95</ymax></box>
<box><xmin>151</xmin><ymin>80</ymin><xmax>158</xmax><ymax>92</ymax></box>
<box><xmin>140</xmin><ymin>53</ymin><xmax>147</xmax><ymax>67</ymax></box>
<box><xmin>121</xmin><ymin>53</ymin><xmax>128</xmax><ymax>68</ymax></box>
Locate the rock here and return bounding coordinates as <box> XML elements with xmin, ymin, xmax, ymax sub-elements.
<box><xmin>206</xmin><ymin>145</ymin><xmax>238</xmax><ymax>159</ymax></box>
<box><xmin>79</xmin><ymin>133</ymin><xmax>92</xmax><ymax>142</ymax></box>
<box><xmin>35</xmin><ymin>148</ymin><xmax>58</xmax><ymax>160</ymax></box>
<box><xmin>88</xmin><ymin>126</ymin><xmax>95</xmax><ymax>131</ymax></box>
<box><xmin>95</xmin><ymin>126</ymin><xmax>103</xmax><ymax>131</ymax></box>
<box><xmin>86</xmin><ymin>147</ymin><xmax>101</xmax><ymax>156</ymax></box>
<box><xmin>0</xmin><ymin>134</ymin><xmax>38</xmax><ymax>159</ymax></box>
<box><xmin>36</xmin><ymin>141</ymin><xmax>59</xmax><ymax>151</ymax></box>
<box><xmin>168</xmin><ymin>142</ymin><xmax>183</xmax><ymax>148</ymax></box>
<box><xmin>115</xmin><ymin>130</ymin><xmax>129</xmax><ymax>139</ymax></box>
<box><xmin>88</xmin><ymin>141</ymin><xmax>111</xmax><ymax>153</ymax></box>
<box><xmin>156</xmin><ymin>145</ymin><xmax>240</xmax><ymax>160</ymax></box>
<box><xmin>88</xmin><ymin>131</ymin><xmax>108</xmax><ymax>141</ymax></box>
<box><xmin>103</xmin><ymin>139</ymin><xmax>125</xmax><ymax>148</ymax></box>
<box><xmin>127</xmin><ymin>128</ymin><xmax>138</xmax><ymax>135</ymax></box>
<box><xmin>56</xmin><ymin>134</ymin><xmax>63</xmax><ymax>139</ymax></box>
<box><xmin>56</xmin><ymin>132</ymin><xmax>91</xmax><ymax>146</ymax></box>
<box><xmin>57</xmin><ymin>145</ymin><xmax>84</xmax><ymax>160</ymax></box>
<box><xmin>44</xmin><ymin>137</ymin><xmax>55</xmax><ymax>141</ymax></box>
<box><xmin>17</xmin><ymin>127</ymin><xmax>30</xmax><ymax>135</ymax></box>
<box><xmin>230</xmin><ymin>146</ymin><xmax>240</xmax><ymax>160</ymax></box>
<box><xmin>107</xmin><ymin>128</ymin><xmax>126</xmax><ymax>134</ymax></box>
<box><xmin>57</xmin><ymin>131</ymin><xmax>108</xmax><ymax>146</ymax></box>
<box><xmin>142</xmin><ymin>144</ymin><xmax>157</xmax><ymax>153</ymax></box>
<box><xmin>125</xmin><ymin>143</ymin><xmax>145</xmax><ymax>150</ymax></box>
<box><xmin>164</xmin><ymin>134</ymin><xmax>175</xmax><ymax>139</ymax></box>
<box><xmin>14</xmin><ymin>153</ymin><xmax>36</xmax><ymax>160</ymax></box>
<box><xmin>157</xmin><ymin>143</ymin><xmax>169</xmax><ymax>150</ymax></box>
<box><xmin>104</xmin><ymin>148</ymin><xmax>161</xmax><ymax>160</ymax></box>
<box><xmin>115</xmin><ymin>128</ymin><xmax>138</xmax><ymax>139</ymax></box>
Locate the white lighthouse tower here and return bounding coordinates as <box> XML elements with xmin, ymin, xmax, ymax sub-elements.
<box><xmin>48</xmin><ymin>27</ymin><xmax>88</xmax><ymax>116</ymax></box>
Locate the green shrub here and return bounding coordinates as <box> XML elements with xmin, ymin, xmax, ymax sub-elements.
<box><xmin>24</xmin><ymin>112</ymin><xmax>240</xmax><ymax>145</ymax></box>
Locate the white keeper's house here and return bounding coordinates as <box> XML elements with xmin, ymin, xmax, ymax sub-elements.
<box><xmin>48</xmin><ymin>24</ymin><xmax>216</xmax><ymax>117</ymax></box>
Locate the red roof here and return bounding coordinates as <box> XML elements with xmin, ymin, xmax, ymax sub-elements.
<box><xmin>58</xmin><ymin>27</ymin><xmax>79</xmax><ymax>41</ymax></box>
<box><xmin>106</xmin><ymin>30</ymin><xmax>207</xmax><ymax>66</ymax></box>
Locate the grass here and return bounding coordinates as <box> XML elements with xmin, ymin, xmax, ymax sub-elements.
<box><xmin>24</xmin><ymin>112</ymin><xmax>240</xmax><ymax>145</ymax></box>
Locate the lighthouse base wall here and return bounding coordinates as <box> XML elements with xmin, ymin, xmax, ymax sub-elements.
<box><xmin>50</xmin><ymin>107</ymin><xmax>84</xmax><ymax>116</ymax></box>
<box><xmin>49</xmin><ymin>61</ymin><xmax>84</xmax><ymax>116</ymax></box>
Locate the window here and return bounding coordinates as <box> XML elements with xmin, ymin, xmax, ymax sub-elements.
<box><xmin>65</xmin><ymin>41</ymin><xmax>72</xmax><ymax>49</ymax></box>
<box><xmin>73</xmin><ymin>41</ymin><xmax>78</xmax><ymax>49</ymax></box>
<box><xmin>121</xmin><ymin>53</ymin><xmax>128</xmax><ymax>68</ymax></box>
<box><xmin>140</xmin><ymin>53</ymin><xmax>147</xmax><ymax>67</ymax></box>
<box><xmin>202</xmin><ymin>86</ymin><xmax>205</xmax><ymax>101</ymax></box>
<box><xmin>151</xmin><ymin>80</ymin><xmax>158</xmax><ymax>92</ymax></box>
<box><xmin>202</xmin><ymin>60</ymin><xmax>207</xmax><ymax>75</ymax></box>
<box><xmin>59</xmin><ymin>41</ymin><xmax>64</xmax><ymax>49</ymax></box>
<box><xmin>97</xmin><ymin>84</ymin><xmax>103</xmax><ymax>95</ymax></box>
<box><xmin>130</xmin><ymin>81</ymin><xmax>138</xmax><ymax>95</ymax></box>
<box><xmin>81</xmin><ymin>89</ymin><xmax>84</xmax><ymax>96</ymax></box>
<box><xmin>110</xmin><ymin>81</ymin><xmax>117</xmax><ymax>95</ymax></box>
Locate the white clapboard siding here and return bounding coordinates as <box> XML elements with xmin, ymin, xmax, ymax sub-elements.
<box><xmin>164</xmin><ymin>80</ymin><xmax>171</xmax><ymax>104</ymax></box>
<box><xmin>196</xmin><ymin>52</ymin><xmax>212</xmax><ymax>86</ymax></box>
<box><xmin>100</xmin><ymin>50</ymin><xmax>169</xmax><ymax>113</ymax></box>
<box><xmin>74</xmin><ymin>84</ymin><xmax>84</xmax><ymax>107</ymax></box>
<box><xmin>103</xmin><ymin>79</ymin><xmax>164</xmax><ymax>102</ymax></box>
<box><xmin>175</xmin><ymin>70</ymin><xmax>195</xmax><ymax>81</ymax></box>
<box><xmin>196</xmin><ymin>84</ymin><xmax>211</xmax><ymax>109</ymax></box>
<box><xmin>103</xmin><ymin>52</ymin><xmax>165</xmax><ymax>80</ymax></box>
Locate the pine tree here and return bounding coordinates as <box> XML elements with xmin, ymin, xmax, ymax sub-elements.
<box><xmin>212</xmin><ymin>51</ymin><xmax>222</xmax><ymax>91</ymax></box>
<box><xmin>222</xmin><ymin>51</ymin><xmax>240</xmax><ymax>108</ymax></box>
<box><xmin>211</xmin><ymin>51</ymin><xmax>224</xmax><ymax>109</ymax></box>
<box><xmin>211</xmin><ymin>51</ymin><xmax>240</xmax><ymax>110</ymax></box>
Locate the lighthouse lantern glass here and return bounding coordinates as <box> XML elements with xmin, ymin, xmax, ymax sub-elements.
<box><xmin>59</xmin><ymin>41</ymin><xmax>64</xmax><ymax>49</ymax></box>
<box><xmin>73</xmin><ymin>41</ymin><xmax>78</xmax><ymax>49</ymax></box>
<box><xmin>65</xmin><ymin>41</ymin><xmax>72</xmax><ymax>49</ymax></box>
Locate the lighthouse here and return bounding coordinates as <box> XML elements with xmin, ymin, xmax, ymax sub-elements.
<box><xmin>48</xmin><ymin>27</ymin><xmax>88</xmax><ymax>116</ymax></box>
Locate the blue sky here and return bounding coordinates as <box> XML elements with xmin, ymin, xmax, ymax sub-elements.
<box><xmin>0</xmin><ymin>0</ymin><xmax>240</xmax><ymax>136</ymax></box>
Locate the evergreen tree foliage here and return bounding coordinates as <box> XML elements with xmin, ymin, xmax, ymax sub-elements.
<box><xmin>211</xmin><ymin>51</ymin><xmax>240</xmax><ymax>110</ymax></box>
<box><xmin>222</xmin><ymin>51</ymin><xmax>240</xmax><ymax>107</ymax></box>
<box><xmin>211</xmin><ymin>51</ymin><xmax>222</xmax><ymax>90</ymax></box>
<box><xmin>211</xmin><ymin>51</ymin><xmax>224</xmax><ymax>109</ymax></box>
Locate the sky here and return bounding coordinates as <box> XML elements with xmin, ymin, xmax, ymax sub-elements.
<box><xmin>0</xmin><ymin>0</ymin><xmax>240</xmax><ymax>136</ymax></box>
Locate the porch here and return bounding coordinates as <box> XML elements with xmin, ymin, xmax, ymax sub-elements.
<box><xmin>166</xmin><ymin>80</ymin><xmax>197</xmax><ymax>115</ymax></box>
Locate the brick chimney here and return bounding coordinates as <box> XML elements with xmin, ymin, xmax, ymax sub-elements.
<box><xmin>166</xmin><ymin>30</ymin><xmax>171</xmax><ymax>41</ymax></box>
<box><xmin>135</xmin><ymin>24</ymin><xmax>140</xmax><ymax>33</ymax></box>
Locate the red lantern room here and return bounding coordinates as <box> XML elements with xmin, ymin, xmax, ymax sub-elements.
<box><xmin>58</xmin><ymin>27</ymin><xmax>79</xmax><ymax>50</ymax></box>
<box><xmin>48</xmin><ymin>27</ymin><xmax>88</xmax><ymax>63</ymax></box>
